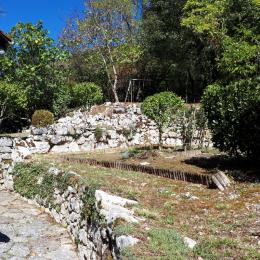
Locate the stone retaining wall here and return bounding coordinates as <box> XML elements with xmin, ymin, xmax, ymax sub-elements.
<box><xmin>0</xmin><ymin>138</ymin><xmax>140</xmax><ymax>259</ymax></box>
<box><xmin>1</xmin><ymin>103</ymin><xmax>212</xmax><ymax>159</ymax></box>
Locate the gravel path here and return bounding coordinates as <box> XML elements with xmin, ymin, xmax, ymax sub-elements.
<box><xmin>0</xmin><ymin>190</ymin><xmax>79</xmax><ymax>260</ymax></box>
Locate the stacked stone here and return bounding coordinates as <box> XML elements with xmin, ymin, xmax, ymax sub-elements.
<box><xmin>1</xmin><ymin>161</ymin><xmax>140</xmax><ymax>259</ymax></box>
<box><xmin>29</xmin><ymin>102</ymin><xmax>212</xmax><ymax>153</ymax></box>
<box><xmin>0</xmin><ymin>137</ymin><xmax>15</xmax><ymax>188</ymax></box>
<box><xmin>1</xmin><ymin>103</ymin><xmax>212</xmax><ymax>160</ymax></box>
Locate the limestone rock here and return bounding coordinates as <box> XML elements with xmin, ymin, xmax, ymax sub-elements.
<box><xmin>0</xmin><ymin>137</ymin><xmax>13</xmax><ymax>147</ymax></box>
<box><xmin>184</xmin><ymin>237</ymin><xmax>197</xmax><ymax>249</ymax></box>
<box><xmin>31</xmin><ymin>127</ymin><xmax>48</xmax><ymax>135</ymax></box>
<box><xmin>31</xmin><ymin>141</ymin><xmax>50</xmax><ymax>154</ymax></box>
<box><xmin>116</xmin><ymin>235</ymin><xmax>139</xmax><ymax>250</ymax></box>
<box><xmin>95</xmin><ymin>190</ymin><xmax>138</xmax><ymax>208</ymax></box>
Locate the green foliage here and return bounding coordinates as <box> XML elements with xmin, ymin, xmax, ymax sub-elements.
<box><xmin>0</xmin><ymin>81</ymin><xmax>27</xmax><ymax>132</ymax></box>
<box><xmin>183</xmin><ymin>0</ymin><xmax>260</xmax><ymax>158</ymax></box>
<box><xmin>141</xmin><ymin>0</ymin><xmax>216</xmax><ymax>101</ymax></box>
<box><xmin>194</xmin><ymin>238</ymin><xmax>239</xmax><ymax>259</ymax></box>
<box><xmin>202</xmin><ymin>80</ymin><xmax>260</xmax><ymax>158</ymax></box>
<box><xmin>114</xmin><ymin>223</ymin><xmax>136</xmax><ymax>236</ymax></box>
<box><xmin>80</xmin><ymin>186</ymin><xmax>101</xmax><ymax>223</ymax></box>
<box><xmin>94</xmin><ymin>127</ymin><xmax>103</xmax><ymax>142</ymax></box>
<box><xmin>31</xmin><ymin>109</ymin><xmax>54</xmax><ymax>128</ymax></box>
<box><xmin>182</xmin><ymin>0</ymin><xmax>225</xmax><ymax>37</ymax></box>
<box><xmin>11</xmin><ymin>162</ymin><xmax>102</xmax><ymax>223</ymax></box>
<box><xmin>11</xmin><ymin>163</ymin><xmax>74</xmax><ymax>208</ymax></box>
<box><xmin>141</xmin><ymin>91</ymin><xmax>184</xmax><ymax>145</ymax></box>
<box><xmin>12</xmin><ymin>163</ymin><xmax>45</xmax><ymax>200</ymax></box>
<box><xmin>62</xmin><ymin>0</ymin><xmax>141</xmax><ymax>102</ymax></box>
<box><xmin>70</xmin><ymin>82</ymin><xmax>103</xmax><ymax>109</ymax></box>
<box><xmin>178</xmin><ymin>107</ymin><xmax>208</xmax><ymax>150</ymax></box>
<box><xmin>0</xmin><ymin>21</ymin><xmax>70</xmax><ymax>129</ymax></box>
<box><xmin>148</xmin><ymin>228</ymin><xmax>189</xmax><ymax>259</ymax></box>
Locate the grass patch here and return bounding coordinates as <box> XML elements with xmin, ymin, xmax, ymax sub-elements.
<box><xmin>148</xmin><ymin>228</ymin><xmax>189</xmax><ymax>259</ymax></box>
<box><xmin>215</xmin><ymin>202</ymin><xmax>231</xmax><ymax>210</ymax></box>
<box><xmin>194</xmin><ymin>238</ymin><xmax>240</xmax><ymax>259</ymax></box>
<box><xmin>114</xmin><ymin>223</ymin><xmax>137</xmax><ymax>236</ymax></box>
<box><xmin>134</xmin><ymin>207</ymin><xmax>159</xmax><ymax>220</ymax></box>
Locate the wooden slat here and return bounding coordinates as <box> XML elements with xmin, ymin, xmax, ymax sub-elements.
<box><xmin>61</xmin><ymin>156</ymin><xmax>230</xmax><ymax>190</ymax></box>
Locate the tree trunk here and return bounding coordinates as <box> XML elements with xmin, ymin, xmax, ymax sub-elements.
<box><xmin>158</xmin><ymin>128</ymin><xmax>163</xmax><ymax>149</ymax></box>
<box><xmin>112</xmin><ymin>70</ymin><xmax>119</xmax><ymax>102</ymax></box>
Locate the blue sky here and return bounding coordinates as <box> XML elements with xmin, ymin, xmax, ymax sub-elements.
<box><xmin>0</xmin><ymin>0</ymin><xmax>85</xmax><ymax>41</ymax></box>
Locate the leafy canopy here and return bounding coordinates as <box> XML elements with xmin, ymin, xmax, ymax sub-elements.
<box><xmin>71</xmin><ymin>82</ymin><xmax>103</xmax><ymax>109</ymax></box>
<box><xmin>0</xmin><ymin>21</ymin><xmax>70</xmax><ymax>117</ymax></box>
<box><xmin>0</xmin><ymin>81</ymin><xmax>27</xmax><ymax>130</ymax></box>
<box><xmin>182</xmin><ymin>0</ymin><xmax>260</xmax><ymax>157</ymax></box>
<box><xmin>141</xmin><ymin>91</ymin><xmax>184</xmax><ymax>144</ymax></box>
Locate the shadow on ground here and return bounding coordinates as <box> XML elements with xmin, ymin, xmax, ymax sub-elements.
<box><xmin>184</xmin><ymin>154</ymin><xmax>260</xmax><ymax>183</ymax></box>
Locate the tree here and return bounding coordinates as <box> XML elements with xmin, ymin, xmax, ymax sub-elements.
<box><xmin>73</xmin><ymin>0</ymin><xmax>141</xmax><ymax>102</ymax></box>
<box><xmin>182</xmin><ymin>0</ymin><xmax>260</xmax><ymax>158</ymax></box>
<box><xmin>141</xmin><ymin>91</ymin><xmax>184</xmax><ymax>146</ymax></box>
<box><xmin>0</xmin><ymin>81</ymin><xmax>27</xmax><ymax>131</ymax></box>
<box><xmin>0</xmin><ymin>21</ymin><xmax>70</xmax><ymax>118</ymax></box>
<box><xmin>140</xmin><ymin>0</ymin><xmax>217</xmax><ymax>102</ymax></box>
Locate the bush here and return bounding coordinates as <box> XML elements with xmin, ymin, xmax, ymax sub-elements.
<box><xmin>178</xmin><ymin>107</ymin><xmax>208</xmax><ymax>150</ymax></box>
<box><xmin>202</xmin><ymin>79</ymin><xmax>260</xmax><ymax>158</ymax></box>
<box><xmin>31</xmin><ymin>109</ymin><xmax>54</xmax><ymax>128</ymax></box>
<box><xmin>71</xmin><ymin>82</ymin><xmax>103</xmax><ymax>109</ymax></box>
<box><xmin>94</xmin><ymin>127</ymin><xmax>103</xmax><ymax>142</ymax></box>
<box><xmin>0</xmin><ymin>81</ymin><xmax>28</xmax><ymax>132</ymax></box>
<box><xmin>141</xmin><ymin>91</ymin><xmax>184</xmax><ymax>146</ymax></box>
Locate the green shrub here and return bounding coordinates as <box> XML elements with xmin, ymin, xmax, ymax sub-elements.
<box><xmin>31</xmin><ymin>109</ymin><xmax>54</xmax><ymax>127</ymax></box>
<box><xmin>141</xmin><ymin>91</ymin><xmax>184</xmax><ymax>146</ymax></box>
<box><xmin>71</xmin><ymin>82</ymin><xmax>103</xmax><ymax>109</ymax></box>
<box><xmin>94</xmin><ymin>127</ymin><xmax>103</xmax><ymax>142</ymax></box>
<box><xmin>202</xmin><ymin>79</ymin><xmax>260</xmax><ymax>158</ymax></box>
<box><xmin>0</xmin><ymin>81</ymin><xmax>28</xmax><ymax>132</ymax></box>
<box><xmin>178</xmin><ymin>107</ymin><xmax>208</xmax><ymax>150</ymax></box>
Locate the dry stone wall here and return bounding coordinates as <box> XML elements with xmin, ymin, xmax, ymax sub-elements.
<box><xmin>1</xmin><ymin>103</ymin><xmax>211</xmax><ymax>162</ymax></box>
<box><xmin>28</xmin><ymin>102</ymin><xmax>212</xmax><ymax>154</ymax></box>
<box><xmin>0</xmin><ymin>137</ymin><xmax>140</xmax><ymax>259</ymax></box>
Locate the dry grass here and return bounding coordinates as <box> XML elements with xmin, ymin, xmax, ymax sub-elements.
<box><xmin>33</xmin><ymin>151</ymin><xmax>260</xmax><ymax>259</ymax></box>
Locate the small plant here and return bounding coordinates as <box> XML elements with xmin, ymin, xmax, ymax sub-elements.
<box><xmin>80</xmin><ymin>186</ymin><xmax>101</xmax><ymax>222</ymax></box>
<box><xmin>141</xmin><ymin>91</ymin><xmax>184</xmax><ymax>147</ymax></box>
<box><xmin>128</xmin><ymin>147</ymin><xmax>139</xmax><ymax>157</ymax></box>
<box><xmin>164</xmin><ymin>215</ymin><xmax>175</xmax><ymax>225</ymax></box>
<box><xmin>179</xmin><ymin>107</ymin><xmax>196</xmax><ymax>151</ymax></box>
<box><xmin>215</xmin><ymin>203</ymin><xmax>231</xmax><ymax>210</ymax></box>
<box><xmin>31</xmin><ymin>109</ymin><xmax>54</xmax><ymax>128</ymax></box>
<box><xmin>125</xmin><ymin>189</ymin><xmax>140</xmax><ymax>201</ymax></box>
<box><xmin>94</xmin><ymin>127</ymin><xmax>103</xmax><ymax>142</ymax></box>
<box><xmin>70</xmin><ymin>82</ymin><xmax>103</xmax><ymax>109</ymax></box>
<box><xmin>178</xmin><ymin>107</ymin><xmax>208</xmax><ymax>151</ymax></box>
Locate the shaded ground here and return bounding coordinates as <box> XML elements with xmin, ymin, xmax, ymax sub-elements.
<box><xmin>63</xmin><ymin>148</ymin><xmax>214</xmax><ymax>174</ymax></box>
<box><xmin>36</xmin><ymin>151</ymin><xmax>260</xmax><ymax>259</ymax></box>
<box><xmin>0</xmin><ymin>189</ymin><xmax>79</xmax><ymax>260</ymax></box>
